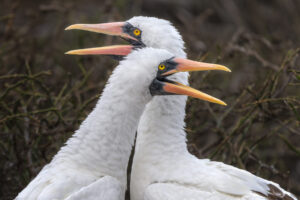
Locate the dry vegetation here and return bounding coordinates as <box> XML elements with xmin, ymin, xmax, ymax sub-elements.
<box><xmin>0</xmin><ymin>0</ymin><xmax>299</xmax><ymax>199</ymax></box>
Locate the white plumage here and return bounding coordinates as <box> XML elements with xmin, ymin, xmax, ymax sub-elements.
<box><xmin>15</xmin><ymin>48</ymin><xmax>175</xmax><ymax>200</ymax></box>
<box><xmin>126</xmin><ymin>17</ymin><xmax>297</xmax><ymax>200</ymax></box>
<box><xmin>16</xmin><ymin>16</ymin><xmax>297</xmax><ymax>200</ymax></box>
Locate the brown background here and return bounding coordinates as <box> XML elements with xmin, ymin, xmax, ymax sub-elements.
<box><xmin>0</xmin><ymin>0</ymin><xmax>299</xmax><ymax>199</ymax></box>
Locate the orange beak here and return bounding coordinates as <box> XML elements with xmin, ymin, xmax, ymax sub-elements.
<box><xmin>65</xmin><ymin>25</ymin><xmax>230</xmax><ymax>106</ymax></box>
<box><xmin>161</xmin><ymin>57</ymin><xmax>231</xmax><ymax>76</ymax></box>
<box><xmin>65</xmin><ymin>45</ymin><xmax>134</xmax><ymax>56</ymax></box>
<box><xmin>65</xmin><ymin>22</ymin><xmax>138</xmax><ymax>41</ymax></box>
<box><xmin>151</xmin><ymin>57</ymin><xmax>230</xmax><ymax>106</ymax></box>
<box><xmin>161</xmin><ymin>81</ymin><xmax>227</xmax><ymax>106</ymax></box>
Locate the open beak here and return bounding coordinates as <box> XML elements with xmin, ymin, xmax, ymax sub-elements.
<box><xmin>65</xmin><ymin>22</ymin><xmax>138</xmax><ymax>41</ymax></box>
<box><xmin>151</xmin><ymin>57</ymin><xmax>230</xmax><ymax>106</ymax></box>
<box><xmin>65</xmin><ymin>40</ymin><xmax>229</xmax><ymax>105</ymax></box>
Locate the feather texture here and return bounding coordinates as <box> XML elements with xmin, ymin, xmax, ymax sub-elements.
<box><xmin>16</xmin><ymin>48</ymin><xmax>173</xmax><ymax>200</ymax></box>
<box><xmin>129</xmin><ymin>16</ymin><xmax>297</xmax><ymax>200</ymax></box>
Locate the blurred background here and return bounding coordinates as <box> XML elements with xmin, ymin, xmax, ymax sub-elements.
<box><xmin>0</xmin><ymin>0</ymin><xmax>299</xmax><ymax>199</ymax></box>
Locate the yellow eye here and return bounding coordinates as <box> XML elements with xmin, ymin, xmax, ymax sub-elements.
<box><xmin>133</xmin><ymin>29</ymin><xmax>141</xmax><ymax>36</ymax></box>
<box><xmin>158</xmin><ymin>64</ymin><xmax>166</xmax><ymax>70</ymax></box>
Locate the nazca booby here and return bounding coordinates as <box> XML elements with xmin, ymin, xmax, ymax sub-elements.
<box><xmin>16</xmin><ymin>46</ymin><xmax>226</xmax><ymax>200</ymax></box>
<box><xmin>65</xmin><ymin>16</ymin><xmax>297</xmax><ymax>200</ymax></box>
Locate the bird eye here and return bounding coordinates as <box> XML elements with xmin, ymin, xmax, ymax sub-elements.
<box><xmin>158</xmin><ymin>64</ymin><xmax>166</xmax><ymax>70</ymax></box>
<box><xmin>133</xmin><ymin>29</ymin><xmax>141</xmax><ymax>36</ymax></box>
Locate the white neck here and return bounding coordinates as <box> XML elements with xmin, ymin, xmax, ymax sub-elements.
<box><xmin>51</xmin><ymin>73</ymin><xmax>149</xmax><ymax>185</ymax></box>
<box><xmin>135</xmin><ymin>48</ymin><xmax>190</xmax><ymax>159</ymax></box>
<box><xmin>135</xmin><ymin>93</ymin><xmax>189</xmax><ymax>157</ymax></box>
<box><xmin>128</xmin><ymin>18</ymin><xmax>189</xmax><ymax>157</ymax></box>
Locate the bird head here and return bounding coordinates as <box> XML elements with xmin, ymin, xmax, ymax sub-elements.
<box><xmin>65</xmin><ymin>16</ymin><xmax>185</xmax><ymax>57</ymax></box>
<box><xmin>65</xmin><ymin>17</ymin><xmax>230</xmax><ymax>105</ymax></box>
<box><xmin>67</xmin><ymin>45</ymin><xmax>229</xmax><ymax>105</ymax></box>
